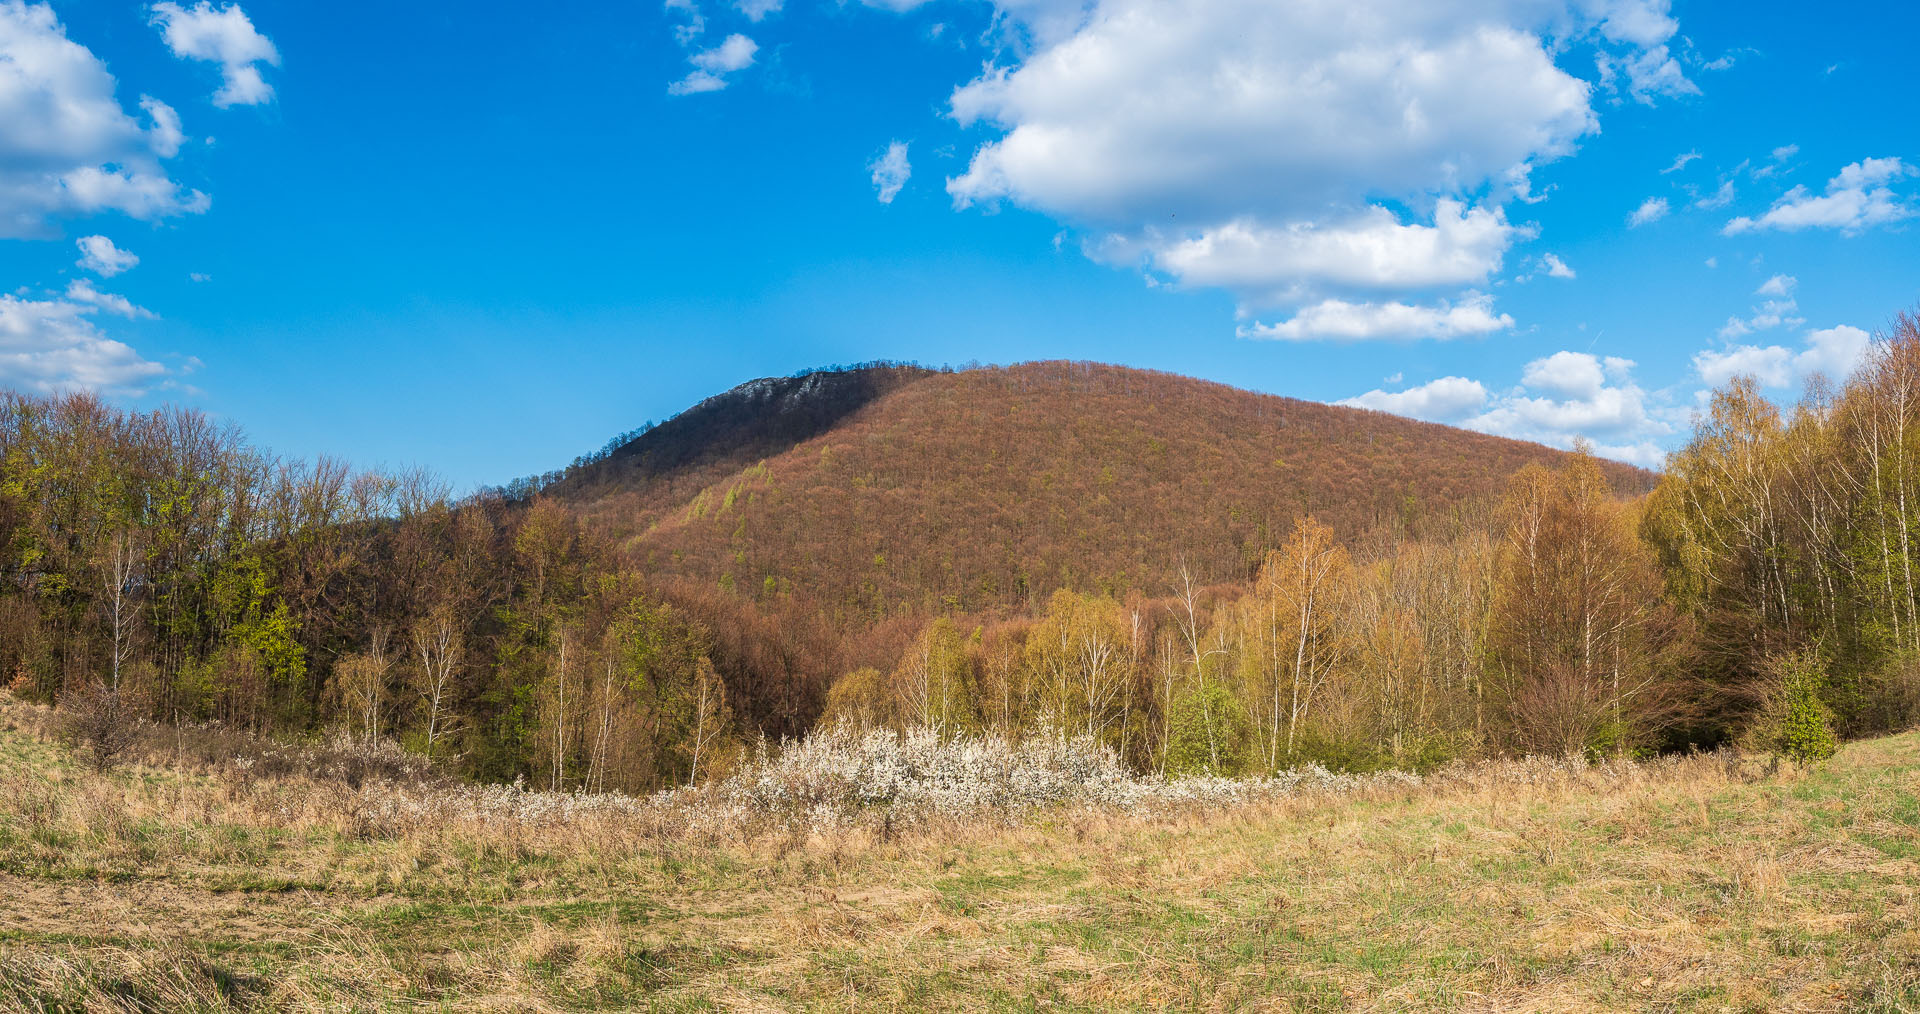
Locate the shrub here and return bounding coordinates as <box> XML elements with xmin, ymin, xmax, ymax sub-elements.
<box><xmin>699</xmin><ymin>725</ymin><xmax>1423</xmax><ymax>830</ymax></box>
<box><xmin>1162</xmin><ymin>682</ymin><xmax>1251</xmax><ymax>777</ymax></box>
<box><xmin>57</xmin><ymin>681</ymin><xmax>139</xmax><ymax>773</ymax></box>
<box><xmin>1764</xmin><ymin>651</ymin><xmax>1838</xmax><ymax>764</ymax></box>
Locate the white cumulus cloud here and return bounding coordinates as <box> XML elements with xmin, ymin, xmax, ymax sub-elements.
<box><xmin>0</xmin><ymin>290</ymin><xmax>168</xmax><ymax>394</ymax></box>
<box><xmin>1110</xmin><ymin>200</ymin><xmax>1528</xmax><ymax>304</ymax></box>
<box><xmin>911</xmin><ymin>0</ymin><xmax>1700</xmax><ymax>333</ymax></box>
<box><xmin>149</xmin><ymin>2</ymin><xmax>279</xmax><ymax>108</ymax></box>
<box><xmin>141</xmin><ymin>96</ymin><xmax>184</xmax><ymax>157</ymax></box>
<box><xmin>1522</xmin><ymin>350</ymin><xmax>1627</xmax><ymax>400</ymax></box>
<box><xmin>868</xmin><ymin>141</ymin><xmax>910</xmax><ymax>203</ymax></box>
<box><xmin>1339</xmin><ymin>376</ymin><xmax>1489</xmax><ymax>421</ymax></box>
<box><xmin>1597</xmin><ymin>43</ymin><xmax>1696</xmax><ymax>103</ymax></box>
<box><xmin>1694</xmin><ymin>343</ymin><xmax>1791</xmax><ymax>388</ymax></box>
<box><xmin>1717</xmin><ymin>300</ymin><xmax>1803</xmax><ymax>340</ymax></box>
<box><xmin>1724</xmin><ymin>157</ymin><xmax>1912</xmax><ymax>235</ymax></box>
<box><xmin>946</xmin><ymin>8</ymin><xmax>1598</xmax><ymax>227</ymax></box>
<box><xmin>1542</xmin><ymin>252</ymin><xmax>1576</xmax><ymax>278</ymax></box>
<box><xmin>669</xmin><ymin>33</ymin><xmax>757</xmax><ymax>95</ymax></box>
<box><xmin>1627</xmin><ymin>196</ymin><xmax>1669</xmax><ymax>226</ymax></box>
<box><xmin>1339</xmin><ymin>347</ymin><xmax>1671</xmax><ymax>467</ymax></box>
<box><xmin>833</xmin><ymin>0</ymin><xmax>1701</xmax><ymax>338</ymax></box>
<box><xmin>1798</xmin><ymin>324</ymin><xmax>1873</xmax><ymax>382</ymax></box>
<box><xmin>63</xmin><ymin>278</ymin><xmax>153</xmax><ymax>319</ymax></box>
<box><xmin>1716</xmin><ymin>280</ymin><xmax>1805</xmax><ymax>341</ymax></box>
<box><xmin>75</xmin><ymin>234</ymin><xmax>138</xmax><ymax>276</ymax></box>
<box><xmin>1471</xmin><ymin>353</ymin><xmax>1665</xmax><ymax>463</ymax></box>
<box><xmin>0</xmin><ymin>1</ymin><xmax>208</xmax><ymax>237</ymax></box>
<box><xmin>1695</xmin><ymin>324</ymin><xmax>1871</xmax><ymax>390</ymax></box>
<box><xmin>1239</xmin><ymin>292</ymin><xmax>1513</xmax><ymax>342</ymax></box>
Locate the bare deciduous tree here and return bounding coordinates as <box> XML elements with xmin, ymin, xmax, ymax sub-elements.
<box><xmin>411</xmin><ymin>608</ymin><xmax>462</xmax><ymax>759</ymax></box>
<box><xmin>687</xmin><ymin>658</ymin><xmax>727</xmax><ymax>785</ymax></box>
<box><xmin>100</xmin><ymin>528</ymin><xmax>143</xmax><ymax>696</ymax></box>
<box><xmin>336</xmin><ymin>626</ymin><xmax>392</xmax><ymax>744</ymax></box>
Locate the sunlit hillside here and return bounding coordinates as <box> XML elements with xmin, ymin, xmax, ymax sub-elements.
<box><xmin>559</xmin><ymin>361</ymin><xmax>1651</xmax><ymax>623</ymax></box>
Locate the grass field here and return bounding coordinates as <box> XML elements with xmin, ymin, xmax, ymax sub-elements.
<box><xmin>2</xmin><ymin>701</ymin><xmax>1918</xmax><ymax>1012</ymax></box>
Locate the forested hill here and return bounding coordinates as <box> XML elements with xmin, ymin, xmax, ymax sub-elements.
<box><xmin>555</xmin><ymin>361</ymin><xmax>1654</xmax><ymax>627</ymax></box>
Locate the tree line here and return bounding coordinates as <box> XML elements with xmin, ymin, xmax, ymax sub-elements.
<box><xmin>4</xmin><ymin>310</ymin><xmax>1916</xmax><ymax>784</ymax></box>
<box><xmin>0</xmin><ymin>394</ymin><xmax>756</xmax><ymax>789</ymax></box>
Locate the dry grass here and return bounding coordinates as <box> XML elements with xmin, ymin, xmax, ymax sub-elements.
<box><xmin>2</xmin><ymin>697</ymin><xmax>1918</xmax><ymax>1012</ymax></box>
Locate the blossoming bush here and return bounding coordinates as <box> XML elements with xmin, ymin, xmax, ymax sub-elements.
<box><xmin>711</xmin><ymin>726</ymin><xmax>1430</xmax><ymax>819</ymax></box>
<box><xmin>345</xmin><ymin>726</ymin><xmax>1458</xmax><ymax>840</ymax></box>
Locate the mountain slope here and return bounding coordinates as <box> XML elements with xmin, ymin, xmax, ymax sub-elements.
<box><xmin>556</xmin><ymin>361</ymin><xmax>1653</xmax><ymax>631</ymax></box>
<box><xmin>548</xmin><ymin>363</ymin><xmax>934</xmax><ymax>517</ymax></box>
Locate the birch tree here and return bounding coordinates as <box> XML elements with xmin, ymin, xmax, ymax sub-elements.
<box><xmin>411</xmin><ymin>607</ymin><xmax>462</xmax><ymax>759</ymax></box>
<box><xmin>687</xmin><ymin>658</ymin><xmax>727</xmax><ymax>784</ymax></box>
<box><xmin>100</xmin><ymin>528</ymin><xmax>142</xmax><ymax>696</ymax></box>
<box><xmin>335</xmin><ymin>625</ymin><xmax>392</xmax><ymax>743</ymax></box>
<box><xmin>1236</xmin><ymin>517</ymin><xmax>1355</xmax><ymax>768</ymax></box>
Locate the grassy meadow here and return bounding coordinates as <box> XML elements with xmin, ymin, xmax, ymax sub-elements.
<box><xmin>2</xmin><ymin>697</ymin><xmax>1918</xmax><ymax>1012</ymax></box>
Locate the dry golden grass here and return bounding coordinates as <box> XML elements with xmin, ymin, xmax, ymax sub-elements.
<box><xmin>2</xmin><ymin>697</ymin><xmax>1918</xmax><ymax>1012</ymax></box>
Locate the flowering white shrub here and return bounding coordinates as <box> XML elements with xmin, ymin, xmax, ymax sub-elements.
<box><xmin>336</xmin><ymin>727</ymin><xmax>1427</xmax><ymax>838</ymax></box>
<box><xmin>316</xmin><ymin>725</ymin><xmax>1689</xmax><ymax>842</ymax></box>
<box><xmin>708</xmin><ymin>726</ymin><xmax>1424</xmax><ymax>819</ymax></box>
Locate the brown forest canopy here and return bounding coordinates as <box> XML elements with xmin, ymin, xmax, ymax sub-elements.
<box><xmin>553</xmin><ymin>361</ymin><xmax>1652</xmax><ymax>632</ymax></box>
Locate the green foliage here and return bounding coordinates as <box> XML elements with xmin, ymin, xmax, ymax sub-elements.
<box><xmin>1024</xmin><ymin>590</ymin><xmax>1132</xmax><ymax>745</ymax></box>
<box><xmin>1163</xmin><ymin>682</ymin><xmax>1251</xmax><ymax>777</ymax></box>
<box><xmin>236</xmin><ymin>601</ymin><xmax>307</xmax><ymax>689</ymax></box>
<box><xmin>1582</xmin><ymin>717</ymin><xmax>1634</xmax><ymax>760</ymax></box>
<box><xmin>171</xmin><ymin>655</ymin><xmax>220</xmax><ymax>719</ymax></box>
<box><xmin>1858</xmin><ymin>654</ymin><xmax>1920</xmax><ymax>734</ymax></box>
<box><xmin>1644</xmin><ymin>325</ymin><xmax>1920</xmax><ymax>746</ymax></box>
<box><xmin>897</xmin><ymin>617</ymin><xmax>980</xmax><ymax>734</ymax></box>
<box><xmin>1492</xmin><ymin>453</ymin><xmax>1675</xmax><ymax>757</ymax></box>
<box><xmin>1768</xmin><ymin>651</ymin><xmax>1838</xmax><ymax>764</ymax></box>
<box><xmin>603</xmin><ymin>599</ymin><xmax>731</xmax><ymax>785</ymax></box>
<box><xmin>467</xmin><ymin>681</ymin><xmax>535</xmax><ymax>783</ymax></box>
<box><xmin>0</xmin><ymin>389</ymin><xmax>766</xmax><ymax>794</ymax></box>
<box><xmin>1282</xmin><ymin>729</ymin><xmax>1469</xmax><ymax>774</ymax></box>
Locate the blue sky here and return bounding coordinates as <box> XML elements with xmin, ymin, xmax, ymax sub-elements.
<box><xmin>1</xmin><ymin>0</ymin><xmax>1915</xmax><ymax>489</ymax></box>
